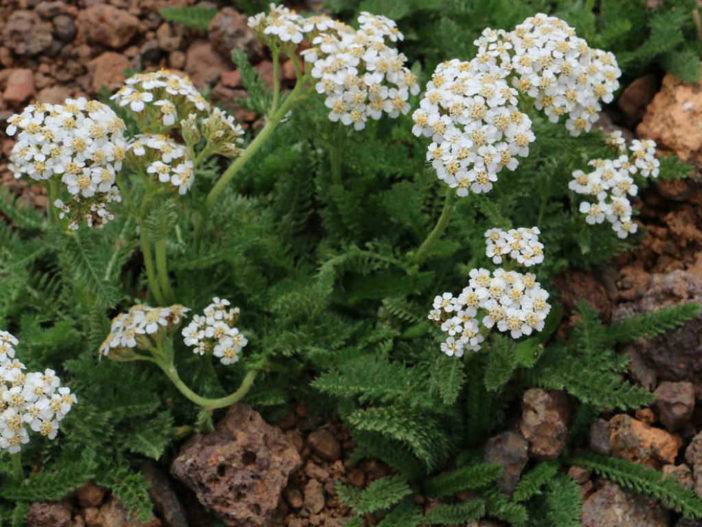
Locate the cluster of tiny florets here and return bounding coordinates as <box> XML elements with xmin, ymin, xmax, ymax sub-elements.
<box><xmin>6</xmin><ymin>98</ymin><xmax>127</xmax><ymax>229</ymax></box>
<box><xmin>249</xmin><ymin>4</ymin><xmax>418</xmax><ymax>130</ymax></box>
<box><xmin>475</xmin><ymin>14</ymin><xmax>621</xmax><ymax>135</ymax></box>
<box><xmin>429</xmin><ymin>268</ymin><xmax>551</xmax><ymax>357</ymax></box>
<box><xmin>200</xmin><ymin>108</ymin><xmax>246</xmax><ymax>158</ymax></box>
<box><xmin>484</xmin><ymin>227</ymin><xmax>544</xmax><ymax>266</ymax></box>
<box><xmin>181</xmin><ymin>298</ymin><xmax>248</xmax><ymax>365</ymax></box>
<box><xmin>100</xmin><ymin>304</ymin><xmax>189</xmax><ymax>357</ymax></box>
<box><xmin>0</xmin><ymin>330</ymin><xmax>75</xmax><ymax>453</ymax></box>
<box><xmin>127</xmin><ymin>134</ymin><xmax>195</xmax><ymax>194</ymax></box>
<box><xmin>412</xmin><ymin>59</ymin><xmax>534</xmax><ymax>196</ymax></box>
<box><xmin>111</xmin><ymin>70</ymin><xmax>209</xmax><ymax>128</ymax></box>
<box><xmin>570</xmin><ymin>135</ymin><xmax>659</xmax><ymax>238</ymax></box>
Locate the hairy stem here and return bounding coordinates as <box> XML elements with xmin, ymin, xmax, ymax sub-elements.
<box><xmin>205</xmin><ymin>81</ymin><xmax>306</xmax><ymax>210</ymax></box>
<box><xmin>155</xmin><ymin>237</ymin><xmax>175</xmax><ymax>303</ymax></box>
<box><xmin>140</xmin><ymin>229</ymin><xmax>165</xmax><ymax>305</ymax></box>
<box><xmin>414</xmin><ymin>189</ymin><xmax>457</xmax><ymax>264</ymax></box>
<box><xmin>159</xmin><ymin>361</ymin><xmax>258</xmax><ymax>409</ymax></box>
<box><xmin>10</xmin><ymin>452</ymin><xmax>22</xmax><ymax>482</ymax></box>
<box><xmin>271</xmin><ymin>47</ymin><xmax>281</xmax><ymax>113</ymax></box>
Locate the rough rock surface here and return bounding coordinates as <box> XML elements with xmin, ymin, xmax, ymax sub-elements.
<box><xmin>171</xmin><ymin>404</ymin><xmax>302</xmax><ymax>527</ymax></box>
<box><xmin>654</xmin><ymin>381</ymin><xmax>695</xmax><ymax>432</ymax></box>
<box><xmin>553</xmin><ymin>270</ymin><xmax>613</xmax><ymax>323</ymax></box>
<box><xmin>141</xmin><ymin>461</ymin><xmax>189</xmax><ymax>527</ymax></box>
<box><xmin>184</xmin><ymin>40</ymin><xmax>230</xmax><ymax>89</ymax></box>
<box><xmin>483</xmin><ymin>431</ymin><xmax>529</xmax><ymax>493</ymax></box>
<box><xmin>208</xmin><ymin>7</ymin><xmax>263</xmax><ymax>61</ymax></box>
<box><xmin>618</xmin><ymin>74</ymin><xmax>658</xmax><ymax>125</ymax></box>
<box><xmin>582</xmin><ymin>482</ymin><xmax>669</xmax><ymax>527</ymax></box>
<box><xmin>88</xmin><ymin>51</ymin><xmax>129</xmax><ymax>93</ymax></box>
<box><xmin>307</xmin><ymin>428</ymin><xmax>342</xmax><ymax>462</ymax></box>
<box><xmin>590</xmin><ymin>418</ymin><xmax>613</xmax><ymax>455</ymax></box>
<box><xmin>637</xmin><ymin>72</ymin><xmax>702</xmax><ymax>165</ymax></box>
<box><xmin>27</xmin><ymin>502</ymin><xmax>71</xmax><ymax>527</ymax></box>
<box><xmin>519</xmin><ymin>388</ymin><xmax>570</xmax><ymax>460</ymax></box>
<box><xmin>76</xmin><ymin>481</ymin><xmax>106</xmax><ymax>508</ymax></box>
<box><xmin>3</xmin><ymin>68</ymin><xmax>35</xmax><ymax>103</ymax></box>
<box><xmin>609</xmin><ymin>413</ymin><xmax>682</xmax><ymax>467</ymax></box>
<box><xmin>78</xmin><ymin>5</ymin><xmax>140</xmax><ymax>49</ymax></box>
<box><xmin>3</xmin><ymin>10</ymin><xmax>53</xmax><ymax>56</ymax></box>
<box><xmin>662</xmin><ymin>463</ymin><xmax>694</xmax><ymax>490</ymax></box>
<box><xmin>685</xmin><ymin>431</ymin><xmax>702</xmax><ymax>498</ymax></box>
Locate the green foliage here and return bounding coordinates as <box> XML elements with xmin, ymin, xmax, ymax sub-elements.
<box><xmin>543</xmin><ymin>473</ymin><xmax>582</xmax><ymax>527</ymax></box>
<box><xmin>513</xmin><ymin>462</ymin><xmax>559</xmax><ymax>503</ymax></box>
<box><xmin>159</xmin><ymin>6</ymin><xmax>216</xmax><ymax>30</ymax></box>
<box><xmin>230</xmin><ymin>49</ymin><xmax>271</xmax><ymax>115</ymax></box>
<box><xmin>571</xmin><ymin>453</ymin><xmax>702</xmax><ymax>519</ymax></box>
<box><xmin>608</xmin><ymin>303</ymin><xmax>700</xmax><ymax>343</ymax></box>
<box><xmin>337</xmin><ymin>475</ymin><xmax>412</xmax><ymax>514</ymax></box>
<box><xmin>423</xmin><ymin>463</ymin><xmax>502</xmax><ymax>497</ymax></box>
<box><xmin>421</xmin><ymin>499</ymin><xmax>486</xmax><ymax>524</ymax></box>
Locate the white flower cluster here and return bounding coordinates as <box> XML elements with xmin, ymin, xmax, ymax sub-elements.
<box><xmin>6</xmin><ymin>98</ymin><xmax>127</xmax><ymax>229</ymax></box>
<box><xmin>0</xmin><ymin>330</ymin><xmax>75</xmax><ymax>453</ymax></box>
<box><xmin>181</xmin><ymin>298</ymin><xmax>248</xmax><ymax>366</ymax></box>
<box><xmin>100</xmin><ymin>304</ymin><xmax>189</xmax><ymax>357</ymax></box>
<box><xmin>412</xmin><ymin>59</ymin><xmax>534</xmax><ymax>196</ymax></box>
<box><xmin>485</xmin><ymin>227</ymin><xmax>544</xmax><ymax>266</ymax></box>
<box><xmin>127</xmin><ymin>134</ymin><xmax>195</xmax><ymax>194</ymax></box>
<box><xmin>111</xmin><ymin>70</ymin><xmax>209</xmax><ymax>127</ymax></box>
<box><xmin>570</xmin><ymin>135</ymin><xmax>660</xmax><ymax>238</ymax></box>
<box><xmin>475</xmin><ymin>14</ymin><xmax>621</xmax><ymax>136</ymax></box>
<box><xmin>249</xmin><ymin>4</ymin><xmax>419</xmax><ymax>130</ymax></box>
<box><xmin>201</xmin><ymin>108</ymin><xmax>246</xmax><ymax>158</ymax></box>
<box><xmin>429</xmin><ymin>268</ymin><xmax>551</xmax><ymax>357</ymax></box>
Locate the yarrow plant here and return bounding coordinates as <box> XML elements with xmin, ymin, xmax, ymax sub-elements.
<box><xmin>0</xmin><ymin>331</ymin><xmax>75</xmax><ymax>454</ymax></box>
<box><xmin>570</xmin><ymin>132</ymin><xmax>660</xmax><ymax>238</ymax></box>
<box><xmin>429</xmin><ymin>228</ymin><xmax>551</xmax><ymax>357</ymax></box>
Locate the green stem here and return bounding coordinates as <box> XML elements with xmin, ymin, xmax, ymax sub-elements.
<box><xmin>47</xmin><ymin>179</ymin><xmax>60</xmax><ymax>225</ymax></box>
<box><xmin>271</xmin><ymin>48</ymin><xmax>281</xmax><ymax>113</ymax></box>
<box><xmin>155</xmin><ymin>238</ymin><xmax>175</xmax><ymax>303</ymax></box>
<box><xmin>159</xmin><ymin>361</ymin><xmax>258</xmax><ymax>409</ymax></box>
<box><xmin>10</xmin><ymin>452</ymin><xmax>22</xmax><ymax>482</ymax></box>
<box><xmin>140</xmin><ymin>228</ymin><xmax>165</xmax><ymax>305</ymax></box>
<box><xmin>205</xmin><ymin>82</ymin><xmax>306</xmax><ymax>210</ymax></box>
<box><xmin>414</xmin><ymin>189</ymin><xmax>457</xmax><ymax>264</ymax></box>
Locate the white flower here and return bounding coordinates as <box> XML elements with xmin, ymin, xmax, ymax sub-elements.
<box><xmin>484</xmin><ymin>227</ymin><xmax>544</xmax><ymax>267</ymax></box>
<box><xmin>127</xmin><ymin>134</ymin><xmax>194</xmax><ymax>194</ymax></box>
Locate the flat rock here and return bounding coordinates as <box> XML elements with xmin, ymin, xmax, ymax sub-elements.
<box><xmin>582</xmin><ymin>482</ymin><xmax>669</xmax><ymax>527</ymax></box>
<box><xmin>171</xmin><ymin>404</ymin><xmax>302</xmax><ymax>527</ymax></box>
<box><xmin>519</xmin><ymin>388</ymin><xmax>570</xmax><ymax>460</ymax></box>
<box><xmin>609</xmin><ymin>413</ymin><xmax>682</xmax><ymax>467</ymax></box>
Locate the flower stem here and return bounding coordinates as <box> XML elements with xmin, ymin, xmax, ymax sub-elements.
<box><xmin>205</xmin><ymin>81</ymin><xmax>306</xmax><ymax>210</ymax></box>
<box><xmin>140</xmin><ymin>229</ymin><xmax>165</xmax><ymax>305</ymax></box>
<box><xmin>158</xmin><ymin>361</ymin><xmax>258</xmax><ymax>409</ymax></box>
<box><xmin>47</xmin><ymin>179</ymin><xmax>60</xmax><ymax>225</ymax></box>
<box><xmin>154</xmin><ymin>237</ymin><xmax>175</xmax><ymax>303</ymax></box>
<box><xmin>271</xmin><ymin>47</ymin><xmax>280</xmax><ymax>113</ymax></box>
<box><xmin>10</xmin><ymin>452</ymin><xmax>23</xmax><ymax>482</ymax></box>
<box><xmin>414</xmin><ymin>188</ymin><xmax>457</xmax><ymax>264</ymax></box>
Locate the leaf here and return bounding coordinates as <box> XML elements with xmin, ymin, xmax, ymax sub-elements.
<box><xmin>124</xmin><ymin>411</ymin><xmax>174</xmax><ymax>460</ymax></box>
<box><xmin>159</xmin><ymin>6</ymin><xmax>216</xmax><ymax>30</ymax></box>
<box><xmin>337</xmin><ymin>476</ymin><xmax>412</xmax><ymax>515</ymax></box>
<box><xmin>484</xmin><ymin>335</ymin><xmax>517</xmax><ymax>391</ymax></box>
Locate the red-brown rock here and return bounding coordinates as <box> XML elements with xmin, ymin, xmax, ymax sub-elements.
<box><xmin>685</xmin><ymin>431</ymin><xmax>702</xmax><ymax>498</ymax></box>
<box><xmin>78</xmin><ymin>5</ymin><xmax>140</xmax><ymax>49</ymax></box>
<box><xmin>654</xmin><ymin>381</ymin><xmax>695</xmax><ymax>431</ymax></box>
<box><xmin>618</xmin><ymin>74</ymin><xmax>658</xmax><ymax>125</ymax></box>
<box><xmin>171</xmin><ymin>404</ymin><xmax>302</xmax><ymax>527</ymax></box>
<box><xmin>304</xmin><ymin>479</ymin><xmax>325</xmax><ymax>514</ymax></box>
<box><xmin>483</xmin><ymin>431</ymin><xmax>529</xmax><ymax>493</ymax></box>
<box><xmin>662</xmin><ymin>464</ymin><xmax>694</xmax><ymax>490</ymax></box>
<box><xmin>36</xmin><ymin>85</ymin><xmax>72</xmax><ymax>104</ymax></box>
<box><xmin>221</xmin><ymin>69</ymin><xmax>241</xmax><ymax>88</ymax></box>
<box><xmin>582</xmin><ymin>482</ymin><xmax>669</xmax><ymax>527</ymax></box>
<box><xmin>520</xmin><ymin>388</ymin><xmax>570</xmax><ymax>460</ymax></box>
<box><xmin>156</xmin><ymin>23</ymin><xmax>183</xmax><ymax>52</ymax></box>
<box><xmin>77</xmin><ymin>481</ymin><xmax>107</xmax><ymax>508</ymax></box>
<box><xmin>27</xmin><ymin>502</ymin><xmax>71</xmax><ymax>527</ymax></box>
<box><xmin>308</xmin><ymin>428</ymin><xmax>342</xmax><ymax>462</ymax></box>
<box><xmin>208</xmin><ymin>7</ymin><xmax>263</xmax><ymax>61</ymax></box>
<box><xmin>609</xmin><ymin>413</ymin><xmax>682</xmax><ymax>467</ymax></box>
<box><xmin>553</xmin><ymin>270</ymin><xmax>612</xmax><ymax>322</ymax></box>
<box><xmin>3</xmin><ymin>69</ymin><xmax>35</xmax><ymax>104</ymax></box>
<box><xmin>185</xmin><ymin>40</ymin><xmax>229</xmax><ymax>89</ymax></box>
<box><xmin>3</xmin><ymin>10</ymin><xmax>53</xmax><ymax>56</ymax></box>
<box><xmin>88</xmin><ymin>51</ymin><xmax>129</xmax><ymax>94</ymax></box>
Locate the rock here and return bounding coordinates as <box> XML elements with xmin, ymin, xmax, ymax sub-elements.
<box><xmin>141</xmin><ymin>461</ymin><xmax>189</xmax><ymax>527</ymax></box>
<box><xmin>36</xmin><ymin>1</ymin><xmax>77</xmax><ymax>18</ymax></box>
<box><xmin>483</xmin><ymin>431</ymin><xmax>529</xmax><ymax>494</ymax></box>
<box><xmin>654</xmin><ymin>381</ymin><xmax>695</xmax><ymax>431</ymax></box>
<box><xmin>553</xmin><ymin>270</ymin><xmax>612</xmax><ymax>323</ymax></box>
<box><xmin>308</xmin><ymin>428</ymin><xmax>342</xmax><ymax>462</ymax></box>
<box><xmin>519</xmin><ymin>388</ymin><xmax>570</xmax><ymax>460</ymax></box>
<box><xmin>635</xmin><ymin>408</ymin><xmax>656</xmax><ymax>425</ymax></box>
<box><xmin>590</xmin><ymin>419</ymin><xmax>612</xmax><ymax>455</ymax></box>
<box><xmin>582</xmin><ymin>482</ymin><xmax>669</xmax><ymax>527</ymax></box>
<box><xmin>678</xmin><ymin>519</ymin><xmax>702</xmax><ymax>527</ymax></box>
<box><xmin>3</xmin><ymin>10</ymin><xmax>53</xmax><ymax>56</ymax></box>
<box><xmin>78</xmin><ymin>5</ymin><xmax>140</xmax><ymax>49</ymax></box>
<box><xmin>686</xmin><ymin>431</ymin><xmax>702</xmax><ymax>498</ymax></box>
<box><xmin>88</xmin><ymin>52</ymin><xmax>129</xmax><ymax>94</ymax></box>
<box><xmin>255</xmin><ymin>60</ymin><xmax>277</xmax><ymax>88</ymax></box>
<box><xmin>37</xmin><ymin>85</ymin><xmax>71</xmax><ymax>104</ymax></box>
<box><xmin>140</xmin><ymin>40</ymin><xmax>162</xmax><ymax>65</ymax></box>
<box><xmin>27</xmin><ymin>502</ymin><xmax>71</xmax><ymax>527</ymax></box>
<box><xmin>168</xmin><ymin>50</ymin><xmax>186</xmax><ymax>70</ymax></box>
<box><xmin>662</xmin><ymin>464</ymin><xmax>694</xmax><ymax>490</ymax></box>
<box><xmin>637</xmin><ymin>72</ymin><xmax>702</xmax><ymax>165</ymax></box>
<box><xmin>156</xmin><ymin>23</ymin><xmax>183</xmax><ymax>52</ymax></box>
<box><xmin>627</xmin><ymin>348</ymin><xmax>657</xmax><ymax>391</ymax></box>
<box><xmin>221</xmin><ymin>69</ymin><xmax>241</xmax><ymax>88</ymax></box>
<box><xmin>98</xmin><ymin>498</ymin><xmax>161</xmax><ymax>527</ymax></box>
<box><xmin>304</xmin><ymin>479</ymin><xmax>325</xmax><ymax>514</ymax></box>
<box><xmin>346</xmin><ymin>468</ymin><xmax>365</xmax><ymax>488</ymax></box>
<box><xmin>3</xmin><ymin>69</ymin><xmax>35</xmax><ymax>104</ymax></box>
<box><xmin>609</xmin><ymin>414</ymin><xmax>682</xmax><ymax>467</ymax></box>
<box><xmin>185</xmin><ymin>40</ymin><xmax>230</xmax><ymax>89</ymax></box>
<box><xmin>618</xmin><ymin>74</ymin><xmax>658</xmax><ymax>125</ymax></box>
<box><xmin>77</xmin><ymin>481</ymin><xmax>107</xmax><ymax>508</ymax></box>
<box><xmin>171</xmin><ymin>404</ymin><xmax>302</xmax><ymax>527</ymax></box>
<box><xmin>567</xmin><ymin>465</ymin><xmax>591</xmax><ymax>484</ymax></box>
<box><xmin>208</xmin><ymin>8</ymin><xmax>263</xmax><ymax>61</ymax></box>
<box><xmin>53</xmin><ymin>14</ymin><xmax>76</xmax><ymax>42</ymax></box>
<box><xmin>613</xmin><ymin>270</ymin><xmax>702</xmax><ymax>394</ymax></box>
<box><xmin>284</xmin><ymin>487</ymin><xmax>304</xmax><ymax>509</ymax></box>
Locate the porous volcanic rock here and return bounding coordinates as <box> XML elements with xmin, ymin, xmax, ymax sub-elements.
<box><xmin>171</xmin><ymin>404</ymin><xmax>302</xmax><ymax>527</ymax></box>
<box><xmin>3</xmin><ymin>10</ymin><xmax>53</xmax><ymax>56</ymax></box>
<box><xmin>685</xmin><ymin>431</ymin><xmax>702</xmax><ymax>498</ymax></box>
<box><xmin>184</xmin><ymin>40</ymin><xmax>229</xmax><ymax>89</ymax></box>
<box><xmin>609</xmin><ymin>414</ymin><xmax>682</xmax><ymax>467</ymax></box>
<box><xmin>654</xmin><ymin>381</ymin><xmax>695</xmax><ymax>432</ymax></box>
<box><xmin>520</xmin><ymin>388</ymin><xmax>570</xmax><ymax>460</ymax></box>
<box><xmin>27</xmin><ymin>502</ymin><xmax>71</xmax><ymax>527</ymax></box>
<box><xmin>208</xmin><ymin>7</ymin><xmax>263</xmax><ymax>61</ymax></box>
<box><xmin>78</xmin><ymin>5</ymin><xmax>140</xmax><ymax>49</ymax></box>
<box><xmin>582</xmin><ymin>482</ymin><xmax>669</xmax><ymax>527</ymax></box>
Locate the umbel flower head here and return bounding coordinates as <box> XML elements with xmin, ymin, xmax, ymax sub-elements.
<box><xmin>0</xmin><ymin>330</ymin><xmax>76</xmax><ymax>453</ymax></box>
<box><xmin>249</xmin><ymin>4</ymin><xmax>419</xmax><ymax>130</ymax></box>
<box><xmin>126</xmin><ymin>134</ymin><xmax>195</xmax><ymax>194</ymax></box>
<box><xmin>181</xmin><ymin>297</ymin><xmax>248</xmax><ymax>365</ymax></box>
<box><xmin>111</xmin><ymin>70</ymin><xmax>209</xmax><ymax>130</ymax></box>
<box><xmin>429</xmin><ymin>228</ymin><xmax>551</xmax><ymax>358</ymax></box>
<box><xmin>412</xmin><ymin>59</ymin><xmax>534</xmax><ymax>196</ymax></box>
<box><xmin>6</xmin><ymin>98</ymin><xmax>127</xmax><ymax>229</ymax></box>
<box><xmin>570</xmin><ymin>134</ymin><xmax>660</xmax><ymax>238</ymax></box>
<box><xmin>100</xmin><ymin>304</ymin><xmax>190</xmax><ymax>359</ymax></box>
<box><xmin>484</xmin><ymin>227</ymin><xmax>544</xmax><ymax>266</ymax></box>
